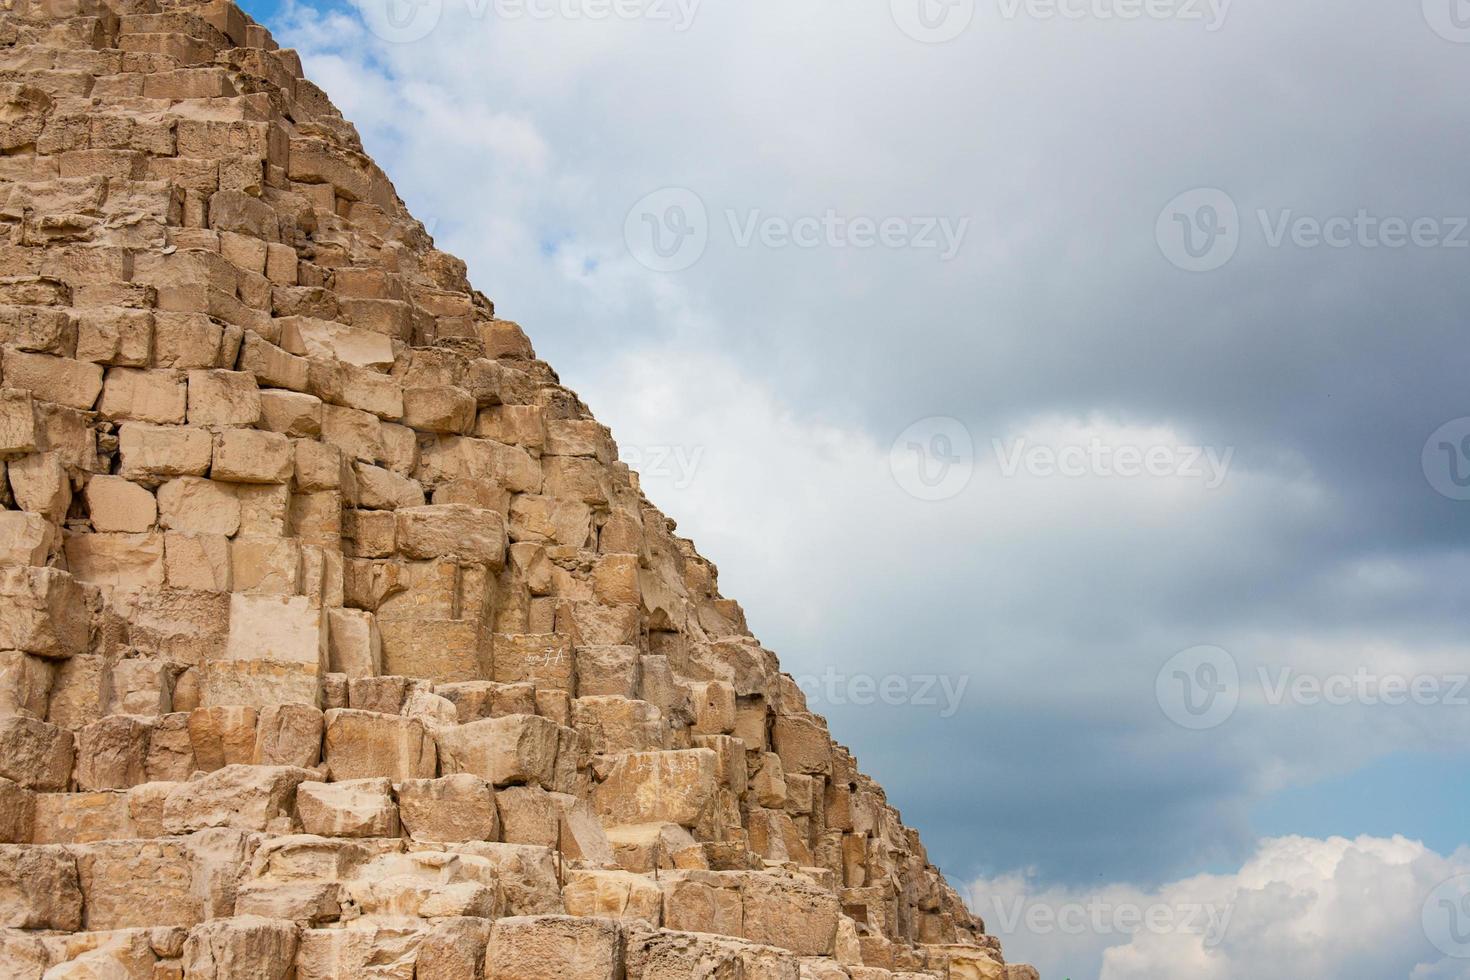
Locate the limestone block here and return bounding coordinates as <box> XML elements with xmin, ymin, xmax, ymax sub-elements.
<box><xmin>322</xmin><ymin>709</ymin><xmax>436</xmax><ymax>781</ymax></box>
<box><xmin>435</xmin><ymin>715</ymin><xmax>560</xmax><ymax>789</ymax></box>
<box><xmin>69</xmin><ymin>837</ymin><xmax>203</xmax><ymax>930</ymax></box>
<box><xmin>575</xmin><ymin>645</ymin><xmax>640</xmax><ymax>699</ymax></box>
<box><xmin>370</xmin><ymin>558</ymin><xmax>458</xmax><ymax>622</ymax></box>
<box><xmin>0</xmin><ymin>715</ymin><xmax>74</xmax><ymax>790</ymax></box>
<box><xmin>161</xmin><ymin>764</ymin><xmax>311</xmax><ymax>834</ymax></box>
<box><xmin>84</xmin><ymin>475</ymin><xmax>157</xmax><ymax>533</ymax></box>
<box><xmin>754</xmin><ymin>753</ymin><xmax>788</xmax><ymax>809</ymax></box>
<box><xmin>772</xmin><ymin>714</ymin><xmax>832</xmax><ymax>775</ymax></box>
<box><xmin>308</xmin><ymin>361</ymin><xmax>402</xmax><ymax>420</ymax></box>
<box><xmin>353</xmin><ymin>462</ymin><xmax>424</xmax><ymax>510</ymax></box>
<box><xmin>254</xmin><ymin>702</ymin><xmax>324</xmax><ymax>768</ymax></box>
<box><xmin>164</xmin><ymin>531</ymin><xmax>232</xmax><ymax>591</ymax></box>
<box><xmin>659</xmin><ymin>871</ymin><xmax>744</xmax><ymax>936</ymax></box>
<box><xmin>563</xmin><ymin>870</ymin><xmax>663</xmax><ymax>926</ymax></box>
<box><xmin>238</xmin><ymin>484</ymin><xmax>292</xmax><ymax>536</ymax></box>
<box><xmin>0</xmin><ymin>510</ymin><xmax>55</xmax><ymax>565</ymax></box>
<box><xmin>226</xmin><ymin>594</ymin><xmax>326</xmax><ymax>668</ymax></box>
<box><xmin>397</xmin><ymin>773</ymin><xmax>498</xmax><ymax>843</ymax></box>
<box><xmin>186</xmin><ymin>369</ymin><xmax>260</xmax><ymax>426</ymax></box>
<box><xmin>691</xmin><ymin>679</ymin><xmax>736</xmax><ymax>735</ymax></box>
<box><xmin>0</xmin><ymin>388</ymin><xmax>37</xmax><ymax>457</ymax></box>
<box><xmin>321</xmin><ymin>404</ymin><xmax>383</xmax><ymax>463</ymax></box>
<box><xmin>295</xmin><ymin>440</ymin><xmax>353</xmax><ymax>493</ymax></box>
<box><xmin>187</xmin><ymin>706</ymin><xmax>258</xmax><ymax>771</ymax></box>
<box><xmin>75</xmin><ymin>714</ymin><xmax>152</xmax><ymax>790</ymax></box>
<box><xmin>492</xmin><ymin>633</ymin><xmax>574</xmax><ymax>691</ymax></box>
<box><xmin>230</xmin><ymin>535</ymin><xmax>302</xmax><ymax>594</ymax></box>
<box><xmin>7</xmin><ymin>450</ymin><xmax>70</xmax><ymax>519</ymax></box>
<box><xmin>279</xmin><ymin>316</ymin><xmax>393</xmax><ymax>369</ymax></box>
<box><xmin>31</xmin><ymin>790</ymin><xmax>135</xmax><ymax>846</ymax></box>
<box><xmin>394</xmin><ymin>503</ymin><xmax>505</xmax><ymax>567</ymax></box>
<box><xmin>293</xmin><ymin>925</ymin><xmax>427</xmax><ymax>980</ymax></box>
<box><xmin>0</xmin><ymin>844</ymin><xmax>81</xmax><ymax>929</ymax></box>
<box><xmin>118</xmin><ymin>422</ymin><xmax>213</xmax><ymax>483</ymax></box>
<box><xmin>402</xmin><ymin>385</ymin><xmax>475</xmax><ymax>434</ymax></box>
<box><xmin>486</xmin><ymin>915</ymin><xmax>624</xmax><ymax>980</ymax></box>
<box><xmin>591</xmin><ymin>553</ymin><xmax>640</xmax><ymax>605</ymax></box>
<box><xmin>182</xmin><ymin>915</ymin><xmax>299</xmax><ymax>980</ymax></box>
<box><xmin>594</xmin><ymin>750</ymin><xmax>718</xmax><ymax>829</ymax></box>
<box><xmin>75</xmin><ymin>306</ymin><xmax>152</xmax><ymax>366</ymax></box>
<box><xmin>326</xmin><ymin>608</ymin><xmax>380</xmax><ymax>679</ymax></box>
<box><xmin>0</xmin><ymin>349</ymin><xmax>101</xmax><ymax>410</ymax></box>
<box><xmin>203</xmin><ymin>659</ymin><xmax>322</xmax><ymax>709</ymax></box>
<box><xmin>63</xmin><ymin>530</ymin><xmax>166</xmax><ymax>589</ymax></box>
<box><xmin>0</xmin><ymin>567</ymin><xmax>86</xmax><ymax>658</ymax></box>
<box><xmin>212</xmin><ymin>428</ymin><xmax>293</xmax><ymax>483</ymax></box>
<box><xmin>495</xmin><ymin>784</ymin><xmax>558</xmax><ymax>847</ymax></box>
<box><xmin>146</xmin><ymin>712</ymin><xmax>197</xmax><ymax>783</ymax></box>
<box><xmin>379</xmin><ymin>619</ymin><xmax>490</xmax><ymax>684</ymax></box>
<box><xmin>259</xmin><ymin>388</ymin><xmax>322</xmax><ymax>437</ymax></box>
<box><xmin>0</xmin><ymin>650</ymin><xmax>53</xmax><ymax>719</ymax></box>
<box><xmin>296</xmin><ymin>778</ymin><xmax>398</xmax><ymax>838</ymax></box>
<box><xmin>157</xmin><ymin>476</ymin><xmax>240</xmax><ymax>535</ymax></box>
<box><xmin>572</xmin><ymin>697</ymin><xmax>664</xmax><ymax>755</ymax></box>
<box><xmin>347</xmin><ymin>675</ymin><xmax>429</xmax><ymax>714</ymax></box>
<box><xmin>0</xmin><ymin>779</ymin><xmax>32</xmax><ymax>844</ymax></box>
<box><xmin>98</xmin><ymin>367</ymin><xmax>186</xmax><ymax>423</ymax></box>
<box><xmin>415</xmin><ymin>916</ymin><xmax>493</xmax><ymax>980</ymax></box>
<box><xmin>738</xmin><ymin>874</ymin><xmax>839</xmax><ymax>957</ymax></box>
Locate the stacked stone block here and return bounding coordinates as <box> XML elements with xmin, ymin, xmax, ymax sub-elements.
<box><xmin>0</xmin><ymin>0</ymin><xmax>1036</xmax><ymax>976</ymax></box>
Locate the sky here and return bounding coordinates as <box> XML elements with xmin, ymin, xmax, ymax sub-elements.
<box><xmin>244</xmin><ymin>0</ymin><xmax>1470</xmax><ymax>975</ymax></box>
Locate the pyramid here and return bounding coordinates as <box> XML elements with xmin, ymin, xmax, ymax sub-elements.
<box><xmin>0</xmin><ymin>1</ymin><xmax>1036</xmax><ymax>976</ymax></box>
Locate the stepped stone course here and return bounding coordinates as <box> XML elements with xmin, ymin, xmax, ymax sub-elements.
<box><xmin>0</xmin><ymin>0</ymin><xmax>1038</xmax><ymax>976</ymax></box>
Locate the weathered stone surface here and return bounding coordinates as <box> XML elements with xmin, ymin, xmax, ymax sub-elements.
<box><xmin>182</xmin><ymin>915</ymin><xmax>299</xmax><ymax>980</ymax></box>
<box><xmin>0</xmin><ymin>567</ymin><xmax>87</xmax><ymax>658</ymax></box>
<box><xmin>397</xmin><ymin>773</ymin><xmax>499</xmax><ymax>843</ymax></box>
<box><xmin>594</xmin><ymin>749</ymin><xmax>718</xmax><ymax>829</ymax></box>
<box><xmin>0</xmin><ymin>844</ymin><xmax>81</xmax><ymax>930</ymax></box>
<box><xmin>296</xmin><ymin>778</ymin><xmax>398</xmax><ymax>838</ymax></box>
<box><xmin>435</xmin><ymin>714</ymin><xmax>560</xmax><ymax>789</ymax></box>
<box><xmin>486</xmin><ymin>915</ymin><xmax>624</xmax><ymax>980</ymax></box>
<box><xmin>323</xmin><ymin>708</ymin><xmax>436</xmax><ymax>781</ymax></box>
<box><xmin>0</xmin><ymin>716</ymin><xmax>74</xmax><ymax>790</ymax></box>
<box><xmin>161</xmin><ymin>765</ymin><xmax>310</xmax><ymax>834</ymax></box>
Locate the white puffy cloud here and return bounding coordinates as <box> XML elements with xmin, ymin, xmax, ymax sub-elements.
<box><xmin>971</xmin><ymin>835</ymin><xmax>1470</xmax><ymax>980</ymax></box>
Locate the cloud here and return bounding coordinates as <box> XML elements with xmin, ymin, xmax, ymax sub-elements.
<box><xmin>971</xmin><ymin>835</ymin><xmax>1470</xmax><ymax>980</ymax></box>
